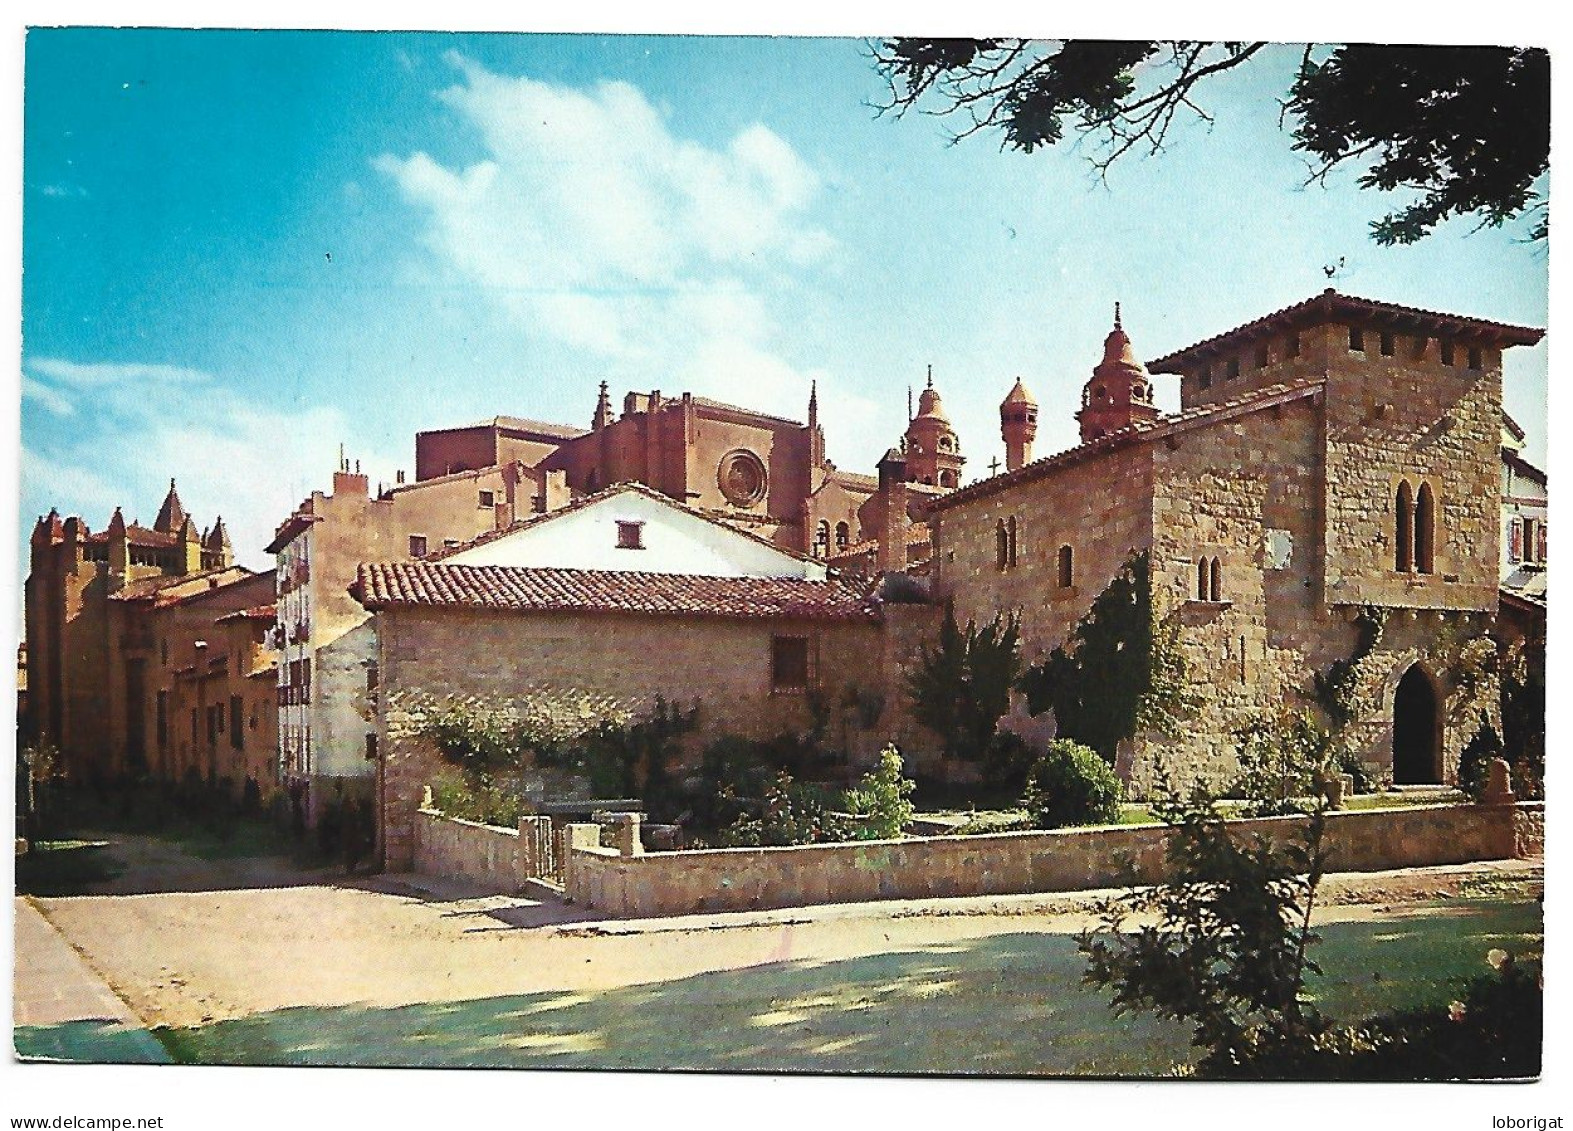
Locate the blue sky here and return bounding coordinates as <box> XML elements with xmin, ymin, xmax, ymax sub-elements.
<box><xmin>21</xmin><ymin>30</ymin><xmax>1550</xmax><ymax>573</ymax></box>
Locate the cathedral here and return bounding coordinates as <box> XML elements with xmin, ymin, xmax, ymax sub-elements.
<box><xmin>411</xmin><ymin>373</ymin><xmax>965</xmax><ymax>560</ymax></box>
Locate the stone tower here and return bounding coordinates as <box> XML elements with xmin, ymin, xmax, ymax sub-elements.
<box><xmin>904</xmin><ymin>368</ymin><xmax>965</xmax><ymax>489</ymax></box>
<box><xmin>1000</xmin><ymin>377</ymin><xmax>1038</xmax><ymax>472</ymax></box>
<box><xmin>1076</xmin><ymin>304</ymin><xmax>1160</xmax><ymax>443</ymax></box>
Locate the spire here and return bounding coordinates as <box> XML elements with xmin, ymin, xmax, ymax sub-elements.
<box><xmin>926</xmin><ymin>364</ymin><xmax>933</xmax><ymax>390</ymax></box>
<box><xmin>107</xmin><ymin>507</ymin><xmax>127</xmax><ymax>537</ymax></box>
<box><xmin>593</xmin><ymin>380</ymin><xmax>612</xmax><ymax>430</ymax></box>
<box><xmin>808</xmin><ymin>379</ymin><xmax>818</xmax><ymax>415</ymax></box>
<box><xmin>205</xmin><ymin>515</ymin><xmax>231</xmax><ymax>554</ymax></box>
<box><xmin>907</xmin><ymin>385</ymin><xmax>913</xmax><ymax>422</ymax></box>
<box><xmin>1114</xmin><ymin>300</ymin><xmax>1122</xmax><ymax>331</ymax></box>
<box><xmin>153</xmin><ymin>478</ymin><xmax>187</xmax><ymax>534</ymax></box>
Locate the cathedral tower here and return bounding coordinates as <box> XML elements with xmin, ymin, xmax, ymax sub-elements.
<box><xmin>1000</xmin><ymin>377</ymin><xmax>1038</xmax><ymax>472</ymax></box>
<box><xmin>1076</xmin><ymin>304</ymin><xmax>1159</xmax><ymax>443</ymax></box>
<box><xmin>904</xmin><ymin>368</ymin><xmax>965</xmax><ymax>489</ymax></box>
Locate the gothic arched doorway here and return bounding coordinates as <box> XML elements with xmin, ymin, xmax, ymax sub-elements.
<box><xmin>1392</xmin><ymin>664</ymin><xmax>1441</xmax><ymax>785</ymax></box>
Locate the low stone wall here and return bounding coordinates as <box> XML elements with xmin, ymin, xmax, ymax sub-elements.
<box><xmin>412</xmin><ymin>808</ymin><xmax>553</xmax><ymax>892</ymax></box>
<box><xmin>564</xmin><ymin>802</ymin><xmax>1539</xmax><ymax>919</ymax></box>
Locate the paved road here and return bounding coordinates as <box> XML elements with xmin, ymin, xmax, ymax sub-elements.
<box><xmin>13</xmin><ymin>897</ymin><xmax>170</xmax><ymax>1063</ymax></box>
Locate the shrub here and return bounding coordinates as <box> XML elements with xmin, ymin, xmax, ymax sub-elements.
<box><xmin>1457</xmin><ymin>711</ymin><xmax>1504</xmax><ymax>802</ymax></box>
<box><xmin>907</xmin><ymin>606</ymin><xmax>1022</xmax><ymax>763</ymax></box>
<box><xmin>715</xmin><ymin>772</ymin><xmax>851</xmax><ymax>847</ymax></box>
<box><xmin>983</xmin><ymin>730</ymin><xmax>1036</xmax><ymax>794</ymax></box>
<box><xmin>1022</xmin><ymin>739</ymin><xmax>1124</xmax><ymax>829</ymax></box>
<box><xmin>1231</xmin><ymin>710</ymin><xmax>1343</xmax><ymax>818</ymax></box>
<box><xmin>1079</xmin><ymin>775</ymin><xmax>1330</xmax><ymax>1077</ymax></box>
<box><xmin>841</xmin><ymin>745</ymin><xmax>917</xmax><ymax>840</ymax></box>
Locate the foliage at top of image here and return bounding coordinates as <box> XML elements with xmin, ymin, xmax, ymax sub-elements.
<box><xmin>873</xmin><ymin>40</ymin><xmax>1549</xmax><ymax>244</ymax></box>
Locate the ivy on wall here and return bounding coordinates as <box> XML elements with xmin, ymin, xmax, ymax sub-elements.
<box><xmin>1018</xmin><ymin>551</ymin><xmax>1195</xmax><ymax>763</ymax></box>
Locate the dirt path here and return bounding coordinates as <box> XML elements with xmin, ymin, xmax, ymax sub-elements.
<box><xmin>25</xmin><ymin>833</ymin><xmax>1543</xmax><ymax>1073</ymax></box>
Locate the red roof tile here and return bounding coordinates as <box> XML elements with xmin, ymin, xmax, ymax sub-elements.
<box><xmin>216</xmin><ymin>605</ymin><xmax>277</xmax><ymax>623</ymax></box>
<box><xmin>352</xmin><ymin>562</ymin><xmax>879</xmax><ymax>622</ymax></box>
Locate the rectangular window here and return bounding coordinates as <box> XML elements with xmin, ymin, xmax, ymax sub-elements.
<box><xmin>478</xmin><ymin>489</ymin><xmax>495</xmax><ymax>509</ymax></box>
<box><xmin>443</xmin><ymin>539</ymin><xmax>459</xmax><ymax>550</ymax></box>
<box><xmin>156</xmin><ymin>690</ymin><xmax>168</xmax><ymax>749</ymax></box>
<box><xmin>1379</xmin><ymin>331</ymin><xmax>1394</xmax><ymax>356</ymax></box>
<box><xmin>1286</xmin><ymin>334</ymin><xmax>1301</xmax><ymax>359</ymax></box>
<box><xmin>1226</xmin><ymin>357</ymin><xmax>1240</xmax><ymax>379</ymax></box>
<box><xmin>367</xmin><ymin>662</ymin><xmax>380</xmax><ymax>696</ymax></box>
<box><xmin>365</xmin><ymin>733</ymin><xmax>379</xmax><ymax>763</ymax></box>
<box><xmin>1348</xmin><ymin>326</ymin><xmax>1365</xmax><ymax>352</ymax></box>
<box><xmin>207</xmin><ymin>705</ymin><xmax>218</xmax><ymax>747</ymax></box>
<box><xmin>1197</xmin><ymin>366</ymin><xmax>1212</xmax><ymax>390</ymax></box>
<box><xmin>1254</xmin><ymin>344</ymin><xmax>1269</xmax><ymax>369</ymax></box>
<box><xmin>771</xmin><ymin>635</ymin><xmax>811</xmax><ymax>692</ymax></box>
<box><xmin>230</xmin><ymin>696</ymin><xmax>244</xmax><ymax>750</ymax></box>
<box><xmin>616</xmin><ymin>520</ymin><xmax>645</xmax><ymax>550</ymax></box>
<box><xmin>409</xmin><ymin>534</ymin><xmax>428</xmax><ymax>558</ymax></box>
<box><xmin>1440</xmin><ymin>341</ymin><xmax>1455</xmax><ymax>366</ymax></box>
<box><xmin>1468</xmin><ymin>346</ymin><xmax>1483</xmax><ymax>370</ymax></box>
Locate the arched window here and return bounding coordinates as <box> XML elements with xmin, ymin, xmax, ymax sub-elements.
<box><xmin>1057</xmin><ymin>545</ymin><xmax>1073</xmax><ymax>588</ymax></box>
<box><xmin>1209</xmin><ymin>557</ymin><xmax>1222</xmax><ymax>603</ymax></box>
<box><xmin>834</xmin><ymin>521</ymin><xmax>850</xmax><ymax>551</ymax></box>
<box><xmin>1395</xmin><ymin>481</ymin><xmax>1415</xmax><ymax>572</ymax></box>
<box><xmin>996</xmin><ymin>520</ymin><xmax>1009</xmax><ymax>570</ymax></box>
<box><xmin>939</xmin><ymin>470</ymin><xmax>956</xmax><ymax>489</ymax></box>
<box><xmin>1415</xmin><ymin>482</ymin><xmax>1436</xmax><ymax>574</ymax></box>
<box><xmin>1197</xmin><ymin>557</ymin><xmax>1209</xmax><ymax>601</ymax></box>
<box><xmin>1007</xmin><ymin>516</ymin><xmax>1018</xmax><ymax>567</ymax></box>
<box><xmin>814</xmin><ymin>520</ymin><xmax>830</xmax><ymax>558</ymax></box>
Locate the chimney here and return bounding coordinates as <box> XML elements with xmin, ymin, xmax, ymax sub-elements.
<box><xmin>875</xmin><ymin>448</ymin><xmax>909</xmax><ymax>576</ymax></box>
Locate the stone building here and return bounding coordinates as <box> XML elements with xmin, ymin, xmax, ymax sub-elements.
<box><xmin>928</xmin><ymin>290</ymin><xmax>1542</xmax><ymax>794</ymax></box>
<box><xmin>350</xmin><ymin>485</ymin><xmax>939</xmax><ymax>870</ymax></box>
<box><xmin>412</xmin><ymin>379</ymin><xmax>959</xmax><ymax>559</ymax></box>
<box><xmin>266</xmin><ymin>458</ymin><xmax>559</xmax><ymax>822</ymax></box>
<box><xmin>23</xmin><ymin>480</ymin><xmax>262</xmax><ymax>781</ymax></box>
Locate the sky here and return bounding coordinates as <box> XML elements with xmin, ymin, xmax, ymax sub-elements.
<box><xmin>20</xmin><ymin>30</ymin><xmax>1551</xmax><ymax>576</ymax></box>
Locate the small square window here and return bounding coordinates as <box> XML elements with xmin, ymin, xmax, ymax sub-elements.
<box><xmin>409</xmin><ymin>534</ymin><xmax>428</xmax><ymax>558</ymax></box>
<box><xmin>616</xmin><ymin>520</ymin><xmax>645</xmax><ymax>550</ymax></box>
<box><xmin>479</xmin><ymin>490</ymin><xmax>495</xmax><ymax>509</ymax></box>
<box><xmin>1226</xmin><ymin>357</ymin><xmax>1240</xmax><ymax>380</ymax></box>
<box><xmin>443</xmin><ymin>539</ymin><xmax>459</xmax><ymax>550</ymax></box>
<box><xmin>771</xmin><ymin>635</ymin><xmax>811</xmax><ymax>692</ymax></box>
<box><xmin>1254</xmin><ymin>344</ymin><xmax>1269</xmax><ymax>369</ymax></box>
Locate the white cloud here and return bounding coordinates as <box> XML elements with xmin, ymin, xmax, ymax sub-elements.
<box><xmin>375</xmin><ymin>54</ymin><xmax>840</xmax><ymax>423</ymax></box>
<box><xmin>22</xmin><ymin>357</ymin><xmax>400</xmax><ymax>571</ymax></box>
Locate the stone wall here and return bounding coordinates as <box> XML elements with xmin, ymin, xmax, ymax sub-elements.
<box><xmin>564</xmin><ymin>802</ymin><xmax>1536</xmax><ymax>918</ymax></box>
<box><xmin>412</xmin><ymin>808</ymin><xmax>554</xmax><ymax>893</ymax></box>
<box><xmin>376</xmin><ymin>607</ymin><xmax>885</xmax><ymax>870</ymax></box>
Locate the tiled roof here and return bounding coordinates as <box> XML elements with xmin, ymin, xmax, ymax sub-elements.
<box><xmin>352</xmin><ymin>562</ymin><xmax>879</xmax><ymax>622</ymax></box>
<box><xmin>422</xmin><ymin>415</ymin><xmax>587</xmax><ymax>439</ymax></box>
<box><xmin>216</xmin><ymin>605</ymin><xmax>277</xmax><ymax>623</ymax></box>
<box><xmin>85</xmin><ymin>522</ymin><xmax>182</xmax><ymax>548</ymax></box>
<box><xmin>1503</xmin><ymin>448</ymin><xmax>1546</xmax><ymax>488</ymax></box>
<box><xmin>1149</xmin><ymin>288</ymin><xmax>1544</xmax><ymax>371</ymax></box>
<box><xmin>111</xmin><ymin>567</ymin><xmax>259</xmax><ymax>606</ymax></box>
<box><xmin>934</xmin><ymin>380</ymin><xmax>1324</xmax><ymax>512</ymax></box>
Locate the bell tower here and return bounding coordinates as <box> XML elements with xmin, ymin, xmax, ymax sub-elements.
<box><xmin>999</xmin><ymin>377</ymin><xmax>1038</xmax><ymax>472</ymax></box>
<box><xmin>1076</xmin><ymin>303</ymin><xmax>1159</xmax><ymax>443</ymax></box>
<box><xmin>903</xmin><ymin>367</ymin><xmax>965</xmax><ymax>489</ymax></box>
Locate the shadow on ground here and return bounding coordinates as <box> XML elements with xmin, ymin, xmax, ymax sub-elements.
<box><xmin>141</xmin><ymin>898</ymin><xmax>1540</xmax><ymax>1076</ymax></box>
<box><xmin>14</xmin><ymin>1019</ymin><xmax>170</xmax><ymax>1064</ymax></box>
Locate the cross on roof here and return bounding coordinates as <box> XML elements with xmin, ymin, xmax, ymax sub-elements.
<box><xmin>988</xmin><ymin>457</ymin><xmax>1002</xmax><ymax>476</ymax></box>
